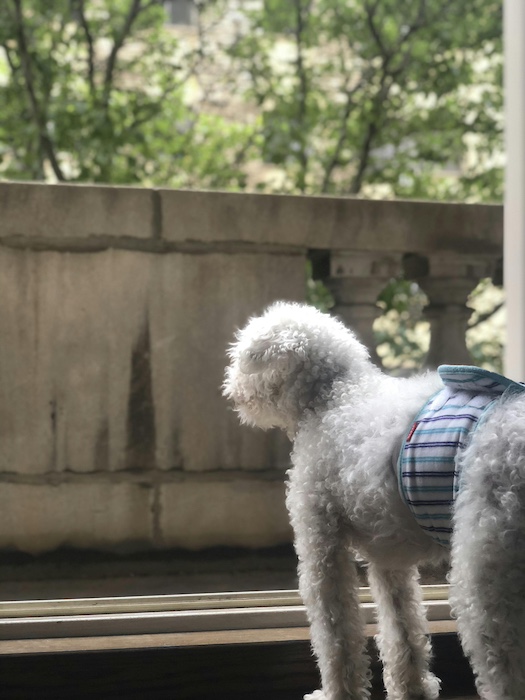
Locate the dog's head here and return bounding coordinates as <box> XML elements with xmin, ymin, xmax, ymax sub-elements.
<box><xmin>223</xmin><ymin>302</ymin><xmax>371</xmax><ymax>436</ymax></box>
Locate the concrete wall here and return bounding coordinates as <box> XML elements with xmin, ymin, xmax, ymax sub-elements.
<box><xmin>0</xmin><ymin>182</ymin><xmax>503</xmax><ymax>553</ymax></box>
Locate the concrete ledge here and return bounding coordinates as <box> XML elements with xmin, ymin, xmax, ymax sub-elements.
<box><xmin>0</xmin><ymin>475</ymin><xmax>292</xmax><ymax>554</ymax></box>
<box><xmin>0</xmin><ymin>182</ymin><xmax>155</xmax><ymax>240</ymax></box>
<box><xmin>159</xmin><ymin>479</ymin><xmax>291</xmax><ymax>550</ymax></box>
<box><xmin>0</xmin><ymin>482</ymin><xmax>154</xmax><ymax>554</ymax></box>
<box><xmin>159</xmin><ymin>188</ymin><xmax>502</xmax><ymax>254</ymax></box>
<box><xmin>0</xmin><ymin>182</ymin><xmax>502</xmax><ymax>255</ymax></box>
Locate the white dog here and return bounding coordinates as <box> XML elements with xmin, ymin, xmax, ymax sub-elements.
<box><xmin>223</xmin><ymin>301</ymin><xmax>525</xmax><ymax>700</ymax></box>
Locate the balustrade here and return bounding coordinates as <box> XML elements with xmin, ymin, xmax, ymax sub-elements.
<box><xmin>0</xmin><ymin>182</ymin><xmax>503</xmax><ymax>551</ymax></box>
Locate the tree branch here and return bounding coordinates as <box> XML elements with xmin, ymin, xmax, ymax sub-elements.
<box><xmin>10</xmin><ymin>0</ymin><xmax>65</xmax><ymax>181</ymax></box>
<box><xmin>74</xmin><ymin>0</ymin><xmax>95</xmax><ymax>94</ymax></box>
<box><xmin>348</xmin><ymin>60</ymin><xmax>393</xmax><ymax>195</ymax></box>
<box><xmin>364</xmin><ymin>0</ymin><xmax>389</xmax><ymax>60</ymax></box>
<box><xmin>469</xmin><ymin>302</ymin><xmax>504</xmax><ymax>329</ymax></box>
<box><xmin>320</xmin><ymin>74</ymin><xmax>371</xmax><ymax>193</ymax></box>
<box><xmin>293</xmin><ymin>0</ymin><xmax>310</xmax><ymax>193</ymax></box>
<box><xmin>347</xmin><ymin>0</ymin><xmax>432</xmax><ymax>194</ymax></box>
<box><xmin>349</xmin><ymin>120</ymin><xmax>379</xmax><ymax>194</ymax></box>
<box><xmin>102</xmin><ymin>0</ymin><xmax>144</xmax><ymax>106</ymax></box>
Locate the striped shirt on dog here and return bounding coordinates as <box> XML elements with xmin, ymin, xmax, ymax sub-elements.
<box><xmin>397</xmin><ymin>365</ymin><xmax>525</xmax><ymax>547</ymax></box>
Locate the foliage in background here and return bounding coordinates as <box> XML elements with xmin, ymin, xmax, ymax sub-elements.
<box><xmin>305</xmin><ymin>260</ymin><xmax>334</xmax><ymax>313</ymax></box>
<box><xmin>375</xmin><ymin>280</ymin><xmax>429</xmax><ymax>371</ymax></box>
<box><xmin>0</xmin><ymin>0</ymin><xmax>505</xmax><ymax>370</ymax></box>
<box><xmin>466</xmin><ymin>278</ymin><xmax>505</xmax><ymax>372</ymax></box>
<box><xmin>0</xmin><ymin>0</ymin><xmax>251</xmax><ymax>187</ymax></box>
<box><xmin>0</xmin><ymin>0</ymin><xmax>503</xmax><ymax>197</ymax></box>
<box><xmin>228</xmin><ymin>0</ymin><xmax>502</xmax><ymax>200</ymax></box>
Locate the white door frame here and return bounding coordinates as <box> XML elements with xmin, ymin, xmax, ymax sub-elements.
<box><xmin>504</xmin><ymin>0</ymin><xmax>525</xmax><ymax>379</ymax></box>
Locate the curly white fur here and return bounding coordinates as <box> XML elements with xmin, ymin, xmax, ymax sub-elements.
<box><xmin>224</xmin><ymin>302</ymin><xmax>525</xmax><ymax>700</ymax></box>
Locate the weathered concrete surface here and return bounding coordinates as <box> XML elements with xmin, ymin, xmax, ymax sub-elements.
<box><xmin>154</xmin><ymin>252</ymin><xmax>300</xmax><ymax>472</ymax></box>
<box><xmin>0</xmin><ymin>247</ymin><xmax>300</xmax><ymax>475</ymax></box>
<box><xmin>0</xmin><ymin>182</ymin><xmax>155</xmax><ymax>240</ymax></box>
<box><xmin>159</xmin><ymin>479</ymin><xmax>291</xmax><ymax>549</ymax></box>
<box><xmin>0</xmin><ymin>248</ymin><xmax>151</xmax><ymax>474</ymax></box>
<box><xmin>0</xmin><ymin>482</ymin><xmax>153</xmax><ymax>554</ymax></box>
<box><xmin>0</xmin><ymin>182</ymin><xmax>502</xmax><ymax>256</ymax></box>
<box><xmin>160</xmin><ymin>188</ymin><xmax>502</xmax><ymax>255</ymax></box>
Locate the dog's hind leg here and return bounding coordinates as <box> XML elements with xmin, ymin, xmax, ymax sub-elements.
<box><xmin>290</xmin><ymin>503</ymin><xmax>371</xmax><ymax>700</ymax></box>
<box><xmin>367</xmin><ymin>564</ymin><xmax>441</xmax><ymax>700</ymax></box>
<box><xmin>449</xmin><ymin>448</ymin><xmax>525</xmax><ymax>700</ymax></box>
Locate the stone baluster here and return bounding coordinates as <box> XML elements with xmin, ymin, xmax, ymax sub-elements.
<box><xmin>322</xmin><ymin>251</ymin><xmax>403</xmax><ymax>364</ymax></box>
<box><xmin>406</xmin><ymin>253</ymin><xmax>498</xmax><ymax>368</ymax></box>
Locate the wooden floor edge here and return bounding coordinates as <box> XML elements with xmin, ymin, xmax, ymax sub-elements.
<box><xmin>0</xmin><ymin>619</ymin><xmax>457</xmax><ymax>655</ymax></box>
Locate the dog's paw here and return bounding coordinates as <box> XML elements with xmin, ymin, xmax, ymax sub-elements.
<box><xmin>304</xmin><ymin>691</ymin><xmax>370</xmax><ymax>700</ymax></box>
<box><xmin>420</xmin><ymin>671</ymin><xmax>441</xmax><ymax>699</ymax></box>
<box><xmin>386</xmin><ymin>672</ymin><xmax>440</xmax><ymax>700</ymax></box>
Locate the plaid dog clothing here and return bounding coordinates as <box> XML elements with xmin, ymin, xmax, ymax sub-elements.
<box><xmin>397</xmin><ymin>365</ymin><xmax>525</xmax><ymax>547</ymax></box>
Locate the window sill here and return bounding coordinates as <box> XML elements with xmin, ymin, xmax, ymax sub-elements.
<box><xmin>0</xmin><ymin>619</ymin><xmax>458</xmax><ymax>656</ymax></box>
<box><xmin>0</xmin><ymin>587</ymin><xmax>475</xmax><ymax>699</ymax></box>
<box><xmin>0</xmin><ymin>585</ymin><xmax>450</xmax><ymax>643</ymax></box>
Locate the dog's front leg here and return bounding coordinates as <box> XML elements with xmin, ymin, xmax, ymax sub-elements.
<box><xmin>293</xmin><ymin>509</ymin><xmax>370</xmax><ymax>700</ymax></box>
<box><xmin>367</xmin><ymin>564</ymin><xmax>440</xmax><ymax>700</ymax></box>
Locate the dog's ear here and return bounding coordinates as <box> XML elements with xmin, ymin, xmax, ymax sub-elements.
<box><xmin>237</xmin><ymin>328</ymin><xmax>308</xmax><ymax>374</ymax></box>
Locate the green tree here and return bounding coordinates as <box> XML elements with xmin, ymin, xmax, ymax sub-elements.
<box><xmin>228</xmin><ymin>0</ymin><xmax>502</xmax><ymax>201</ymax></box>
<box><xmin>0</xmin><ymin>0</ymin><xmax>251</xmax><ymax>187</ymax></box>
<box><xmin>0</xmin><ymin>0</ymin><xmax>503</xmax><ymax>199</ymax></box>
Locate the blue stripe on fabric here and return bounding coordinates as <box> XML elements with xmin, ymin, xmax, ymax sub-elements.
<box><xmin>401</xmin><ymin>457</ymin><xmax>456</xmax><ymax>464</ymax></box>
<box><xmin>412</xmin><ymin>427</ymin><xmax>470</xmax><ymax>435</ymax></box>
<box><xmin>404</xmin><ymin>441</ymin><xmax>462</xmax><ymax>449</ymax></box>
<box><xmin>401</xmin><ymin>470</ymin><xmax>458</xmax><ymax>477</ymax></box>
<box><xmin>439</xmin><ymin>404</ymin><xmax>485</xmax><ymax>410</ymax></box>
<box><xmin>418</xmin><ymin>414</ymin><xmax>479</xmax><ymax>423</ymax></box>
<box><xmin>403</xmin><ymin>486</ymin><xmax>454</xmax><ymax>492</ymax></box>
<box><xmin>405</xmin><ymin>499</ymin><xmax>454</xmax><ymax>506</ymax></box>
<box><xmin>420</xmin><ymin>525</ymin><xmax>453</xmax><ymax>533</ymax></box>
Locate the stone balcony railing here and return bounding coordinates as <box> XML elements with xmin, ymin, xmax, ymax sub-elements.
<box><xmin>0</xmin><ymin>182</ymin><xmax>502</xmax><ymax>554</ymax></box>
